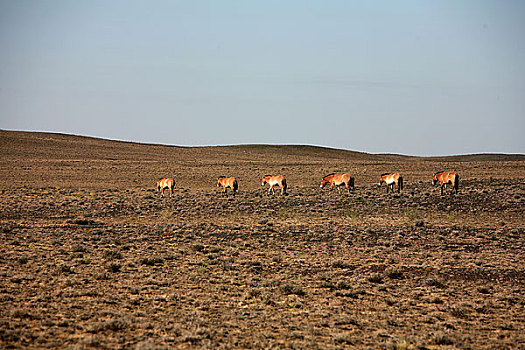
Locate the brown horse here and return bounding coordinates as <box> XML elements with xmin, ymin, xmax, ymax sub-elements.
<box><xmin>217</xmin><ymin>176</ymin><xmax>238</xmax><ymax>196</ymax></box>
<box><xmin>432</xmin><ymin>171</ymin><xmax>459</xmax><ymax>195</ymax></box>
<box><xmin>320</xmin><ymin>173</ymin><xmax>354</xmax><ymax>192</ymax></box>
<box><xmin>261</xmin><ymin>175</ymin><xmax>287</xmax><ymax>195</ymax></box>
<box><xmin>378</xmin><ymin>173</ymin><xmax>403</xmax><ymax>193</ymax></box>
<box><xmin>157</xmin><ymin>178</ymin><xmax>175</xmax><ymax>197</ymax></box>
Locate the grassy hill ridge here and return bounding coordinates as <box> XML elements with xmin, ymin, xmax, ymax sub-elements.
<box><xmin>2</xmin><ymin>130</ymin><xmax>523</xmax><ymax>162</ymax></box>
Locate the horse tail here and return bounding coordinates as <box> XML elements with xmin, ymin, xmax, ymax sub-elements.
<box><xmin>454</xmin><ymin>174</ymin><xmax>459</xmax><ymax>193</ymax></box>
<box><xmin>350</xmin><ymin>177</ymin><xmax>355</xmax><ymax>189</ymax></box>
<box><xmin>282</xmin><ymin>178</ymin><xmax>287</xmax><ymax>194</ymax></box>
<box><xmin>399</xmin><ymin>176</ymin><xmax>403</xmax><ymax>191</ymax></box>
<box><xmin>233</xmin><ymin>179</ymin><xmax>238</xmax><ymax>192</ymax></box>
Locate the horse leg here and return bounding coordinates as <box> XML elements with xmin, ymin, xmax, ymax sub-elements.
<box><xmin>441</xmin><ymin>184</ymin><xmax>444</xmax><ymax>196</ymax></box>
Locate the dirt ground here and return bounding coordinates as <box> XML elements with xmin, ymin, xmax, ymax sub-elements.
<box><xmin>1</xmin><ymin>130</ymin><xmax>524</xmax><ymax>349</ymax></box>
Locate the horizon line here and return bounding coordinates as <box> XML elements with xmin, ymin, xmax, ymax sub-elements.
<box><xmin>2</xmin><ymin>128</ymin><xmax>524</xmax><ymax>158</ymax></box>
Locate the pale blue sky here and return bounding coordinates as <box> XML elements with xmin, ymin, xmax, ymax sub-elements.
<box><xmin>1</xmin><ymin>1</ymin><xmax>524</xmax><ymax>155</ymax></box>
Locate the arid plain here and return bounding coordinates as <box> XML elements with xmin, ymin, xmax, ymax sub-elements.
<box><xmin>1</xmin><ymin>130</ymin><xmax>524</xmax><ymax>349</ymax></box>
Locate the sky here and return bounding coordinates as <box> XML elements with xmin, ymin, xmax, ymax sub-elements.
<box><xmin>1</xmin><ymin>1</ymin><xmax>524</xmax><ymax>156</ymax></box>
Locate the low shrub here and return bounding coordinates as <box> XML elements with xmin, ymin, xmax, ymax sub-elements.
<box><xmin>281</xmin><ymin>283</ymin><xmax>305</xmax><ymax>296</ymax></box>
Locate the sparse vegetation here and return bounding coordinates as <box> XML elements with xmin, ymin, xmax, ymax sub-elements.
<box><xmin>344</xmin><ymin>209</ymin><xmax>361</xmax><ymax>220</ymax></box>
<box><xmin>331</xmin><ymin>260</ymin><xmax>351</xmax><ymax>269</ymax></box>
<box><xmin>449</xmin><ymin>304</ymin><xmax>470</xmax><ymax>319</ymax></box>
<box><xmin>280</xmin><ymin>283</ymin><xmax>306</xmax><ymax>296</ymax></box>
<box><xmin>107</xmin><ymin>262</ymin><xmax>121</xmax><ymax>273</ymax></box>
<box><xmin>191</xmin><ymin>243</ymin><xmax>206</xmax><ymax>252</ymax></box>
<box><xmin>278</xmin><ymin>208</ymin><xmax>299</xmax><ymax>220</ymax></box>
<box><xmin>103</xmin><ymin>249</ymin><xmax>122</xmax><ymax>260</ymax></box>
<box><xmin>335</xmin><ymin>280</ymin><xmax>352</xmax><ymax>290</ymax></box>
<box><xmin>368</xmin><ymin>273</ymin><xmax>384</xmax><ymax>284</ymax></box>
<box><xmin>227</xmin><ymin>211</ymin><xmax>241</xmax><ymax>221</ymax></box>
<box><xmin>478</xmin><ymin>286</ymin><xmax>491</xmax><ymax>294</ymax></box>
<box><xmin>427</xmin><ymin>277</ymin><xmax>447</xmax><ymax>289</ymax></box>
<box><xmin>389</xmin><ymin>337</ymin><xmax>409</xmax><ymax>350</ymax></box>
<box><xmin>140</xmin><ymin>257</ymin><xmax>164</xmax><ymax>266</ymax></box>
<box><xmin>404</xmin><ymin>208</ymin><xmax>421</xmax><ymax>221</ymax></box>
<box><xmin>0</xmin><ymin>131</ymin><xmax>523</xmax><ymax>349</ymax></box>
<box><xmin>430</xmin><ymin>296</ymin><xmax>443</xmax><ymax>304</ymax></box>
<box><xmin>89</xmin><ymin>319</ymin><xmax>130</xmax><ymax>333</ymax></box>
<box><xmin>385</xmin><ymin>266</ymin><xmax>404</xmax><ymax>279</ymax></box>
<box><xmin>433</xmin><ymin>332</ymin><xmax>454</xmax><ymax>345</ymax></box>
<box><xmin>158</xmin><ymin>209</ymin><xmax>173</xmax><ymax>218</ymax></box>
<box><xmin>72</xmin><ymin>244</ymin><xmax>88</xmax><ymax>253</ymax></box>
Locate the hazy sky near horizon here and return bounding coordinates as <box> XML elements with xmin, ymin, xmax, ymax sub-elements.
<box><xmin>1</xmin><ymin>1</ymin><xmax>524</xmax><ymax>156</ymax></box>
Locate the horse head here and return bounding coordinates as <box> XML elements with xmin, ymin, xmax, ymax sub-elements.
<box><xmin>432</xmin><ymin>173</ymin><xmax>439</xmax><ymax>185</ymax></box>
<box><xmin>261</xmin><ymin>175</ymin><xmax>271</xmax><ymax>186</ymax></box>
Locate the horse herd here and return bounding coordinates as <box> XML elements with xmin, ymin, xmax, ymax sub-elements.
<box><xmin>156</xmin><ymin>171</ymin><xmax>459</xmax><ymax>197</ymax></box>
